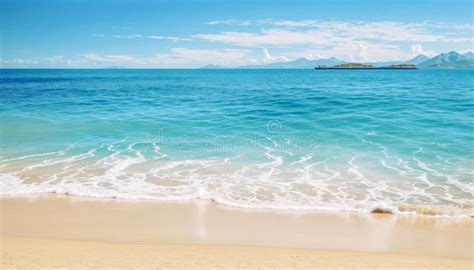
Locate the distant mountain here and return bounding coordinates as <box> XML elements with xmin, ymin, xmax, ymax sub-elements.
<box><xmin>102</xmin><ymin>66</ymin><xmax>127</xmax><ymax>69</ymax></box>
<box><xmin>365</xmin><ymin>55</ymin><xmax>429</xmax><ymax>67</ymax></box>
<box><xmin>201</xmin><ymin>64</ymin><xmax>226</xmax><ymax>69</ymax></box>
<box><xmin>404</xmin><ymin>54</ymin><xmax>430</xmax><ymax>65</ymax></box>
<box><xmin>418</xmin><ymin>51</ymin><xmax>474</xmax><ymax>69</ymax></box>
<box><xmin>238</xmin><ymin>57</ymin><xmax>346</xmax><ymax>69</ymax></box>
<box><xmin>463</xmin><ymin>51</ymin><xmax>474</xmax><ymax>59</ymax></box>
<box><xmin>200</xmin><ymin>51</ymin><xmax>474</xmax><ymax>69</ymax></box>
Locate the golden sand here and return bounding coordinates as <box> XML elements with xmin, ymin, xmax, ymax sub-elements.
<box><xmin>2</xmin><ymin>237</ymin><xmax>472</xmax><ymax>269</ymax></box>
<box><xmin>1</xmin><ymin>195</ymin><xmax>473</xmax><ymax>269</ymax></box>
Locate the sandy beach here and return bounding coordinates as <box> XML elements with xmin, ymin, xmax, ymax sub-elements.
<box><xmin>3</xmin><ymin>237</ymin><xmax>472</xmax><ymax>269</ymax></box>
<box><xmin>1</xmin><ymin>195</ymin><xmax>472</xmax><ymax>269</ymax></box>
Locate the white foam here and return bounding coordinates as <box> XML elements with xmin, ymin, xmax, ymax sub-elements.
<box><xmin>1</xmin><ymin>139</ymin><xmax>472</xmax><ymax>219</ymax></box>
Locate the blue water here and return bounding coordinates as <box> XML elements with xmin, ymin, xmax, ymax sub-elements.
<box><xmin>1</xmin><ymin>69</ymin><xmax>473</xmax><ymax>217</ymax></box>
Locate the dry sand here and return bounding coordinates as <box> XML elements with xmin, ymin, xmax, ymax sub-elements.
<box><xmin>1</xmin><ymin>195</ymin><xmax>473</xmax><ymax>269</ymax></box>
<box><xmin>2</xmin><ymin>237</ymin><xmax>472</xmax><ymax>269</ymax></box>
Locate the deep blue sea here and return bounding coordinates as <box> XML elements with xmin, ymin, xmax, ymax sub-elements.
<box><xmin>1</xmin><ymin>69</ymin><xmax>473</xmax><ymax>217</ymax></box>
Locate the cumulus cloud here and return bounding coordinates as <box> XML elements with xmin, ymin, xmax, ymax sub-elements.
<box><xmin>410</xmin><ymin>44</ymin><xmax>437</xmax><ymax>57</ymax></box>
<box><xmin>335</xmin><ymin>43</ymin><xmax>405</xmax><ymax>62</ymax></box>
<box><xmin>280</xmin><ymin>42</ymin><xmax>411</xmax><ymax>62</ymax></box>
<box><xmin>194</xmin><ymin>19</ymin><xmax>474</xmax><ymax>62</ymax></box>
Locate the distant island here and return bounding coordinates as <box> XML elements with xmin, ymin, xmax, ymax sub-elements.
<box><xmin>201</xmin><ymin>64</ymin><xmax>226</xmax><ymax>69</ymax></box>
<box><xmin>315</xmin><ymin>63</ymin><xmax>417</xmax><ymax>69</ymax></box>
<box><xmin>201</xmin><ymin>51</ymin><xmax>474</xmax><ymax>70</ymax></box>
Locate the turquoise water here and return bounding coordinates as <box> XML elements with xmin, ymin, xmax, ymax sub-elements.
<box><xmin>1</xmin><ymin>69</ymin><xmax>473</xmax><ymax>217</ymax></box>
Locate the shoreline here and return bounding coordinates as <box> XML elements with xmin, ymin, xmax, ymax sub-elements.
<box><xmin>2</xmin><ymin>191</ymin><xmax>471</xmax><ymax>219</ymax></box>
<box><xmin>1</xmin><ymin>194</ymin><xmax>472</xmax><ymax>260</ymax></box>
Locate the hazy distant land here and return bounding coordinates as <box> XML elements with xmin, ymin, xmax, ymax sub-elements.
<box><xmin>314</xmin><ymin>63</ymin><xmax>417</xmax><ymax>69</ymax></box>
<box><xmin>201</xmin><ymin>51</ymin><xmax>474</xmax><ymax>69</ymax></box>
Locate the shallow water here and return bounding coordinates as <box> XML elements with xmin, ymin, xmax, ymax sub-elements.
<box><xmin>1</xmin><ymin>69</ymin><xmax>473</xmax><ymax>217</ymax></box>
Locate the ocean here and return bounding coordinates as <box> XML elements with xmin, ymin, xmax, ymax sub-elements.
<box><xmin>1</xmin><ymin>69</ymin><xmax>473</xmax><ymax>217</ymax></box>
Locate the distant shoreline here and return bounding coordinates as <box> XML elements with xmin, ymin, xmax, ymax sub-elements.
<box><xmin>314</xmin><ymin>67</ymin><xmax>418</xmax><ymax>70</ymax></box>
<box><xmin>315</xmin><ymin>63</ymin><xmax>418</xmax><ymax>69</ymax></box>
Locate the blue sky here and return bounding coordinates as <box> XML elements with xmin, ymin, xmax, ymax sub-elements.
<box><xmin>1</xmin><ymin>0</ymin><xmax>473</xmax><ymax>68</ymax></box>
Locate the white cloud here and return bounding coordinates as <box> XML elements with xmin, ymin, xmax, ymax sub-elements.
<box><xmin>195</xmin><ymin>22</ymin><xmax>444</xmax><ymax>48</ymax></box>
<box><xmin>207</xmin><ymin>19</ymin><xmax>252</xmax><ymax>26</ymax></box>
<box><xmin>3</xmin><ymin>48</ymin><xmax>253</xmax><ymax>68</ymax></box>
<box><xmin>78</xmin><ymin>53</ymin><xmax>137</xmax><ymax>63</ymax></box>
<box><xmin>262</xmin><ymin>48</ymin><xmax>288</xmax><ymax>63</ymax></box>
<box><xmin>194</xmin><ymin>19</ymin><xmax>474</xmax><ymax>61</ymax></box>
<box><xmin>147</xmin><ymin>35</ymin><xmax>192</xmax><ymax>41</ymax></box>
<box><xmin>1</xmin><ymin>59</ymin><xmax>39</xmax><ymax>65</ymax></box>
<box><xmin>257</xmin><ymin>19</ymin><xmax>320</xmax><ymax>27</ymax></box>
<box><xmin>112</xmin><ymin>34</ymin><xmax>143</xmax><ymax>39</ymax></box>
<box><xmin>410</xmin><ymin>44</ymin><xmax>424</xmax><ymax>55</ymax></box>
<box><xmin>280</xmin><ymin>42</ymin><xmax>411</xmax><ymax>62</ymax></box>
<box><xmin>198</xmin><ymin>20</ymin><xmax>474</xmax><ymax>49</ymax></box>
<box><xmin>94</xmin><ymin>34</ymin><xmax>192</xmax><ymax>42</ymax></box>
<box><xmin>6</xmin><ymin>19</ymin><xmax>473</xmax><ymax>67</ymax></box>
<box><xmin>410</xmin><ymin>44</ymin><xmax>436</xmax><ymax>57</ymax></box>
<box><xmin>262</xmin><ymin>48</ymin><xmax>272</xmax><ymax>62</ymax></box>
<box><xmin>207</xmin><ymin>19</ymin><xmax>473</xmax><ymax>33</ymax></box>
<box><xmin>271</xmin><ymin>20</ymin><xmax>317</xmax><ymax>27</ymax></box>
<box><xmin>356</xmin><ymin>44</ymin><xmax>368</xmax><ymax>62</ymax></box>
<box><xmin>194</xmin><ymin>29</ymin><xmax>329</xmax><ymax>47</ymax></box>
<box><xmin>210</xmin><ymin>18</ymin><xmax>321</xmax><ymax>27</ymax></box>
<box><xmin>332</xmin><ymin>43</ymin><xmax>406</xmax><ymax>62</ymax></box>
<box><xmin>150</xmin><ymin>48</ymin><xmax>251</xmax><ymax>67</ymax></box>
